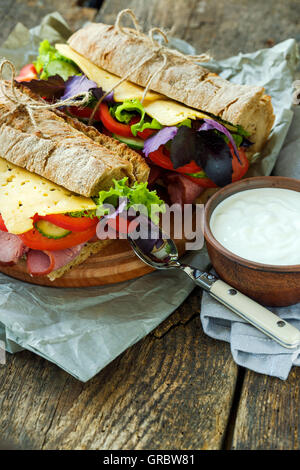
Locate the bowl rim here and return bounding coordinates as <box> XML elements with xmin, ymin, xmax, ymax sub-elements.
<box><xmin>204</xmin><ymin>175</ymin><xmax>300</xmax><ymax>273</ymax></box>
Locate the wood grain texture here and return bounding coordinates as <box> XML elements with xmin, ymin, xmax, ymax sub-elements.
<box><xmin>0</xmin><ymin>240</ymin><xmax>154</xmax><ymax>287</ymax></box>
<box><xmin>97</xmin><ymin>0</ymin><xmax>300</xmax><ymax>68</ymax></box>
<box><xmin>0</xmin><ymin>223</ymin><xmax>187</xmax><ymax>287</ymax></box>
<box><xmin>232</xmin><ymin>368</ymin><xmax>300</xmax><ymax>450</ymax></box>
<box><xmin>0</xmin><ymin>293</ymin><xmax>238</xmax><ymax>450</ymax></box>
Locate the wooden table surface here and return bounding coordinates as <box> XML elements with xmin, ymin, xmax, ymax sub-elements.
<box><xmin>0</xmin><ymin>0</ymin><xmax>300</xmax><ymax>451</ymax></box>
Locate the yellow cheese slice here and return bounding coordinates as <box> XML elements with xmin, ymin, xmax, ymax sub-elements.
<box><xmin>143</xmin><ymin>100</ymin><xmax>210</xmax><ymax>126</ymax></box>
<box><xmin>55</xmin><ymin>44</ymin><xmax>213</xmax><ymax>126</ymax></box>
<box><xmin>55</xmin><ymin>43</ymin><xmax>162</xmax><ymax>103</ymax></box>
<box><xmin>0</xmin><ymin>158</ymin><xmax>96</xmax><ymax>234</ymax></box>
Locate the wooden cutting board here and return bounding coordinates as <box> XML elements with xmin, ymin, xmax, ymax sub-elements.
<box><xmin>0</xmin><ymin>238</ymin><xmax>187</xmax><ymax>288</ymax></box>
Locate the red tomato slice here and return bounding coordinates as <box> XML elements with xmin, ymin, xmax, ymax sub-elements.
<box><xmin>149</xmin><ymin>148</ymin><xmax>216</xmax><ymax>187</ymax></box>
<box><xmin>19</xmin><ymin>225</ymin><xmax>97</xmax><ymax>251</ymax></box>
<box><xmin>148</xmin><ymin>146</ymin><xmax>175</xmax><ymax>171</ymax></box>
<box><xmin>149</xmin><ymin>144</ymin><xmax>249</xmax><ymax>188</ymax></box>
<box><xmin>67</xmin><ymin>106</ymin><xmax>99</xmax><ymax>120</ymax></box>
<box><xmin>231</xmin><ymin>146</ymin><xmax>249</xmax><ymax>182</ymax></box>
<box><xmin>69</xmin><ymin>103</ymin><xmax>156</xmax><ymax>140</ymax></box>
<box><xmin>37</xmin><ymin>213</ymin><xmax>99</xmax><ymax>232</ymax></box>
<box><xmin>99</xmin><ymin>103</ymin><xmax>134</xmax><ymax>137</ymax></box>
<box><xmin>184</xmin><ymin>146</ymin><xmax>249</xmax><ymax>187</ymax></box>
<box><xmin>98</xmin><ymin>103</ymin><xmax>156</xmax><ymax>139</ymax></box>
<box><xmin>176</xmin><ymin>160</ymin><xmax>201</xmax><ymax>174</ymax></box>
<box><xmin>137</xmin><ymin>128</ymin><xmax>156</xmax><ymax>139</ymax></box>
<box><xmin>16</xmin><ymin>64</ymin><xmax>38</xmax><ymax>82</ymax></box>
<box><xmin>129</xmin><ymin>116</ymin><xmax>156</xmax><ymax>139</ymax></box>
<box><xmin>0</xmin><ymin>214</ymin><xmax>8</xmax><ymax>232</ymax></box>
<box><xmin>107</xmin><ymin>214</ymin><xmax>139</xmax><ymax>235</ymax></box>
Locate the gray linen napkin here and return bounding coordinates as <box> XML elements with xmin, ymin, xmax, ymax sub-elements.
<box><xmin>201</xmin><ymin>107</ymin><xmax>300</xmax><ymax>381</ymax></box>
<box><xmin>201</xmin><ymin>287</ymin><xmax>300</xmax><ymax>380</ymax></box>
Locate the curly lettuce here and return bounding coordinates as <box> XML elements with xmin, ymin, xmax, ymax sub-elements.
<box><xmin>110</xmin><ymin>99</ymin><xmax>162</xmax><ymax>136</ymax></box>
<box><xmin>35</xmin><ymin>40</ymin><xmax>81</xmax><ymax>81</ymax></box>
<box><xmin>96</xmin><ymin>177</ymin><xmax>165</xmax><ymax>224</ymax></box>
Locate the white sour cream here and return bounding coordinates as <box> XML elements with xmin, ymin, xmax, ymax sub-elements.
<box><xmin>210</xmin><ymin>188</ymin><xmax>300</xmax><ymax>266</ymax></box>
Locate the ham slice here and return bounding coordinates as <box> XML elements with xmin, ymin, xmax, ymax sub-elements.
<box><xmin>27</xmin><ymin>244</ymin><xmax>85</xmax><ymax>276</ymax></box>
<box><xmin>164</xmin><ymin>173</ymin><xmax>205</xmax><ymax>205</ymax></box>
<box><xmin>0</xmin><ymin>231</ymin><xmax>28</xmax><ymax>265</ymax></box>
<box><xmin>148</xmin><ymin>165</ymin><xmax>163</xmax><ymax>187</ymax></box>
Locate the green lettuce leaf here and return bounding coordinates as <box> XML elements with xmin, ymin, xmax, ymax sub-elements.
<box><xmin>35</xmin><ymin>40</ymin><xmax>81</xmax><ymax>81</ymax></box>
<box><xmin>185</xmin><ymin>170</ymin><xmax>207</xmax><ymax>178</ymax></box>
<box><xmin>215</xmin><ymin>129</ymin><xmax>248</xmax><ymax>148</ymax></box>
<box><xmin>110</xmin><ymin>102</ymin><xmax>135</xmax><ymax>124</ymax></box>
<box><xmin>111</xmin><ymin>99</ymin><xmax>162</xmax><ymax>136</ymax></box>
<box><xmin>178</xmin><ymin>118</ymin><xmax>192</xmax><ymax>128</ymax></box>
<box><xmin>133</xmin><ymin>117</ymin><xmax>163</xmax><ymax>135</ymax></box>
<box><xmin>68</xmin><ymin>210</ymin><xmax>97</xmax><ymax>218</ymax></box>
<box><xmin>96</xmin><ymin>177</ymin><xmax>165</xmax><ymax>224</ymax></box>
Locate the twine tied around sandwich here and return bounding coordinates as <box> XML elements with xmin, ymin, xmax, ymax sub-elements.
<box><xmin>0</xmin><ymin>59</ymin><xmax>91</xmax><ymax>137</ymax></box>
<box><xmin>88</xmin><ymin>8</ymin><xmax>212</xmax><ymax>125</ymax></box>
<box><xmin>0</xmin><ymin>10</ymin><xmax>212</xmax><ymax>133</ymax></box>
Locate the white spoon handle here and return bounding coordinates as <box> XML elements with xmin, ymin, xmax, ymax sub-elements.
<box><xmin>209</xmin><ymin>280</ymin><xmax>300</xmax><ymax>349</ymax></box>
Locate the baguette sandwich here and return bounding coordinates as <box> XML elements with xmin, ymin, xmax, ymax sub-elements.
<box><xmin>3</xmin><ymin>16</ymin><xmax>275</xmax><ymax>281</ymax></box>
<box><xmin>0</xmin><ymin>81</ymin><xmax>164</xmax><ymax>280</ymax></box>
<box><xmin>17</xmin><ymin>19</ymin><xmax>275</xmax><ymax>206</ymax></box>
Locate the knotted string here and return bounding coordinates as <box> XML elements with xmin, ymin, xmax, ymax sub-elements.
<box><xmin>0</xmin><ymin>59</ymin><xmax>92</xmax><ymax>137</ymax></box>
<box><xmin>88</xmin><ymin>9</ymin><xmax>211</xmax><ymax>125</ymax></box>
<box><xmin>0</xmin><ymin>10</ymin><xmax>212</xmax><ymax>133</ymax></box>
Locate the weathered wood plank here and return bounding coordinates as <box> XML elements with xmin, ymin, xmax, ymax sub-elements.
<box><xmin>0</xmin><ymin>350</ymin><xmax>83</xmax><ymax>450</ymax></box>
<box><xmin>0</xmin><ymin>0</ymin><xmax>97</xmax><ymax>44</ymax></box>
<box><xmin>232</xmin><ymin>368</ymin><xmax>300</xmax><ymax>450</ymax></box>
<box><xmin>0</xmin><ymin>292</ymin><xmax>238</xmax><ymax>450</ymax></box>
<box><xmin>97</xmin><ymin>0</ymin><xmax>300</xmax><ymax>65</ymax></box>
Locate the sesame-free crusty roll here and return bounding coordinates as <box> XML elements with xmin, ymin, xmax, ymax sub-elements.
<box><xmin>0</xmin><ymin>81</ymin><xmax>149</xmax><ymax>197</ymax></box>
<box><xmin>68</xmin><ymin>22</ymin><xmax>275</xmax><ymax>154</ymax></box>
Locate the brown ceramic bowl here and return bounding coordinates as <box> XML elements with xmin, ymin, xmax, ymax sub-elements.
<box><xmin>204</xmin><ymin>176</ymin><xmax>300</xmax><ymax>307</ymax></box>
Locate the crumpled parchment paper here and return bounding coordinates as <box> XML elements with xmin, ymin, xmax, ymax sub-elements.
<box><xmin>0</xmin><ymin>12</ymin><xmax>298</xmax><ymax>381</ymax></box>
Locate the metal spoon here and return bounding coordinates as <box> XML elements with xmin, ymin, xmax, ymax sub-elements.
<box><xmin>129</xmin><ymin>236</ymin><xmax>300</xmax><ymax>349</ymax></box>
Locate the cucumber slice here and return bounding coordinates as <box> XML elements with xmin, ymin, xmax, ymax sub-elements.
<box><xmin>35</xmin><ymin>220</ymin><xmax>71</xmax><ymax>239</ymax></box>
<box><xmin>112</xmin><ymin>133</ymin><xmax>144</xmax><ymax>150</ymax></box>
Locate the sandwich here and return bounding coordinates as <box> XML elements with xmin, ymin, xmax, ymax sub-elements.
<box><xmin>0</xmin><ymin>81</ymin><xmax>164</xmax><ymax>280</ymax></box>
<box><xmin>17</xmin><ymin>20</ymin><xmax>275</xmax><ymax>207</ymax></box>
<box><xmin>3</xmin><ymin>17</ymin><xmax>275</xmax><ymax>281</ymax></box>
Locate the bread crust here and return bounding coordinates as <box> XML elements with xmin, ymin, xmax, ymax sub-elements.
<box><xmin>0</xmin><ymin>81</ymin><xmax>149</xmax><ymax>197</ymax></box>
<box><xmin>55</xmin><ymin>109</ymin><xmax>149</xmax><ymax>184</ymax></box>
<box><xmin>68</xmin><ymin>23</ymin><xmax>275</xmax><ymax>153</ymax></box>
<box><xmin>47</xmin><ymin>239</ymin><xmax>112</xmax><ymax>281</ymax></box>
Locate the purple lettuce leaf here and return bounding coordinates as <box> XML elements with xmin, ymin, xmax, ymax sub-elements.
<box><xmin>91</xmin><ymin>88</ymin><xmax>114</xmax><ymax>104</ymax></box>
<box><xmin>143</xmin><ymin>118</ymin><xmax>241</xmax><ymax>187</ymax></box>
<box><xmin>129</xmin><ymin>214</ymin><xmax>163</xmax><ymax>254</ymax></box>
<box><xmin>18</xmin><ymin>74</ymin><xmax>65</xmax><ymax>98</ymax></box>
<box><xmin>96</xmin><ymin>199</ymin><xmax>127</xmax><ymax>239</ymax></box>
<box><xmin>199</xmin><ymin>119</ymin><xmax>241</xmax><ymax>162</ymax></box>
<box><xmin>103</xmin><ymin>91</ymin><xmax>115</xmax><ymax>104</ymax></box>
<box><xmin>143</xmin><ymin>126</ymin><xmax>178</xmax><ymax>157</ymax></box>
<box><xmin>170</xmin><ymin>126</ymin><xmax>233</xmax><ymax>187</ymax></box>
<box><xmin>60</xmin><ymin>75</ymin><xmax>98</xmax><ymax>100</ymax></box>
<box><xmin>91</xmin><ymin>87</ymin><xmax>105</xmax><ymax>101</ymax></box>
<box><xmin>102</xmin><ymin>198</ymin><xmax>127</xmax><ymax>220</ymax></box>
